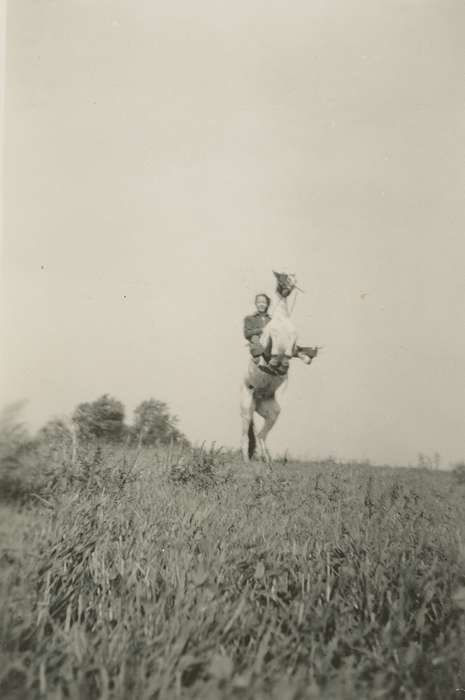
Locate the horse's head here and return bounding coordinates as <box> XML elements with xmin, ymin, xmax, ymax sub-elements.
<box><xmin>273</xmin><ymin>271</ymin><xmax>300</xmax><ymax>298</ymax></box>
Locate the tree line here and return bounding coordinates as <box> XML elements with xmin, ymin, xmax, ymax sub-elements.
<box><xmin>39</xmin><ymin>395</ymin><xmax>189</xmax><ymax>447</ymax></box>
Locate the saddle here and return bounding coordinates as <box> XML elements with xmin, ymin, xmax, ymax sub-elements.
<box><xmin>258</xmin><ymin>352</ymin><xmax>289</xmax><ymax>377</ymax></box>
<box><xmin>257</xmin><ymin>345</ymin><xmax>318</xmax><ymax>377</ymax></box>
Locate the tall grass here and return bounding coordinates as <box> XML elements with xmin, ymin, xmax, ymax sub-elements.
<box><xmin>1</xmin><ymin>444</ymin><xmax>464</xmax><ymax>699</ymax></box>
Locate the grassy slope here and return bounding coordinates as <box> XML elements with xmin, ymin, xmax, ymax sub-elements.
<box><xmin>1</xmin><ymin>450</ymin><xmax>465</xmax><ymax>699</ymax></box>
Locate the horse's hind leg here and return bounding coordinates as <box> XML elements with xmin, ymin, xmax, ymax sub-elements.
<box><xmin>240</xmin><ymin>384</ymin><xmax>255</xmax><ymax>462</ymax></box>
<box><xmin>255</xmin><ymin>397</ymin><xmax>281</xmax><ymax>464</ymax></box>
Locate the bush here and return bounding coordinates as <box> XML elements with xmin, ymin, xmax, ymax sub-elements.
<box><xmin>168</xmin><ymin>443</ymin><xmax>231</xmax><ymax>490</ymax></box>
<box><xmin>0</xmin><ymin>401</ymin><xmax>38</xmax><ymax>502</ymax></box>
<box><xmin>453</xmin><ymin>462</ymin><xmax>465</xmax><ymax>484</ymax></box>
<box><xmin>1</xmin><ymin>458</ymin><xmax>464</xmax><ymax>699</ymax></box>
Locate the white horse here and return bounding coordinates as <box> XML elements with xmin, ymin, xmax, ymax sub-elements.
<box><xmin>240</xmin><ymin>272</ymin><xmax>317</xmax><ymax>463</ymax></box>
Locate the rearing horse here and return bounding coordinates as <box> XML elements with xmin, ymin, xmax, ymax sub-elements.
<box><xmin>240</xmin><ymin>272</ymin><xmax>317</xmax><ymax>463</ymax></box>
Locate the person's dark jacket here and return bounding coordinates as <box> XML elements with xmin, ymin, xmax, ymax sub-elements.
<box><xmin>243</xmin><ymin>312</ymin><xmax>271</xmax><ymax>341</ymax></box>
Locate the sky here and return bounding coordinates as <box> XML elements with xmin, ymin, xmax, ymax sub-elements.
<box><xmin>1</xmin><ymin>0</ymin><xmax>464</xmax><ymax>467</ymax></box>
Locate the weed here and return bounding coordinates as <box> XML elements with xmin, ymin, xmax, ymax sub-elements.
<box><xmin>0</xmin><ymin>449</ymin><xmax>464</xmax><ymax>699</ymax></box>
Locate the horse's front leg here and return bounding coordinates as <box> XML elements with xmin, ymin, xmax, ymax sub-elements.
<box><xmin>295</xmin><ymin>345</ymin><xmax>318</xmax><ymax>365</ymax></box>
<box><xmin>284</xmin><ymin>329</ymin><xmax>298</xmax><ymax>359</ymax></box>
<box><xmin>296</xmin><ymin>350</ymin><xmax>312</xmax><ymax>365</ymax></box>
<box><xmin>255</xmin><ymin>398</ymin><xmax>281</xmax><ymax>464</ymax></box>
<box><xmin>275</xmin><ymin>331</ymin><xmax>298</xmax><ymax>372</ymax></box>
<box><xmin>261</xmin><ymin>326</ymin><xmax>285</xmax><ymax>369</ymax></box>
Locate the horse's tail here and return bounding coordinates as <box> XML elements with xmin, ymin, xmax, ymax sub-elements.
<box><xmin>281</xmin><ymin>371</ymin><xmax>290</xmax><ymax>394</ymax></box>
<box><xmin>248</xmin><ymin>419</ymin><xmax>256</xmax><ymax>460</ymax></box>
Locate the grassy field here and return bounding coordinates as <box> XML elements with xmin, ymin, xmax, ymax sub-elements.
<box><xmin>1</xmin><ymin>444</ymin><xmax>465</xmax><ymax>699</ymax></box>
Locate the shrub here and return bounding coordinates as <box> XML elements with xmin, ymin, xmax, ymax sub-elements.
<box><xmin>0</xmin><ymin>401</ymin><xmax>38</xmax><ymax>501</ymax></box>
<box><xmin>168</xmin><ymin>443</ymin><xmax>231</xmax><ymax>490</ymax></box>
<box><xmin>452</xmin><ymin>461</ymin><xmax>465</xmax><ymax>485</ymax></box>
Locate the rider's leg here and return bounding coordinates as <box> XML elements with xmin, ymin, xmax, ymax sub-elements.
<box><xmin>249</xmin><ymin>335</ymin><xmax>264</xmax><ymax>365</ymax></box>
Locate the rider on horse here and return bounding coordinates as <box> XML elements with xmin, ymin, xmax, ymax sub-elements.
<box><xmin>243</xmin><ymin>274</ymin><xmax>318</xmax><ymax>373</ymax></box>
<box><xmin>241</xmin><ymin>272</ymin><xmax>320</xmax><ymax>462</ymax></box>
<box><xmin>243</xmin><ymin>293</ymin><xmax>272</xmax><ymax>364</ymax></box>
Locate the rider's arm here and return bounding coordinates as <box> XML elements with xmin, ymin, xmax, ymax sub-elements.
<box><xmin>243</xmin><ymin>315</ymin><xmax>256</xmax><ymax>341</ymax></box>
<box><xmin>244</xmin><ymin>315</ymin><xmax>265</xmax><ymax>341</ymax></box>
